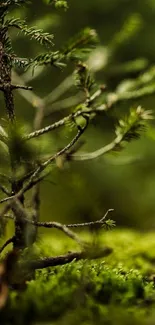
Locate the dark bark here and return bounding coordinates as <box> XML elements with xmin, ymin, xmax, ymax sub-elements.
<box><xmin>0</xmin><ymin>33</ymin><xmax>26</xmax><ymax>249</ymax></box>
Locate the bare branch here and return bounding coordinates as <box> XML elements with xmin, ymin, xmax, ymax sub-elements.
<box><xmin>24</xmin><ymin>106</ymin><xmax>105</xmax><ymax>141</ymax></box>
<box><xmin>16</xmin><ymin>209</ymin><xmax>114</xmax><ymax>230</ymax></box>
<box><xmin>11</xmin><ymin>84</ymin><xmax>33</xmax><ymax>91</ymax></box>
<box><xmin>2</xmin><ymin>209</ymin><xmax>114</xmax><ymax>250</ymax></box>
<box><xmin>0</xmin><ymin>119</ymin><xmax>89</xmax><ymax>204</ymax></box>
<box><xmin>0</xmin><ymin>125</ymin><xmax>87</xmax><ymax>205</ymax></box>
<box><xmin>12</xmin><ymin>71</ymin><xmax>44</xmax><ymax>109</ymax></box>
<box><xmin>0</xmin><ymin>184</ymin><xmax>10</xmax><ymax>196</ymax></box>
<box><xmin>71</xmin><ymin>134</ymin><xmax>123</xmax><ymax>161</ymax></box>
<box><xmin>10</xmin><ymin>200</ymin><xmax>85</xmax><ymax>247</ymax></box>
<box><xmin>66</xmin><ymin>209</ymin><xmax>114</xmax><ymax>228</ymax></box>
<box><xmin>27</xmin><ymin>247</ymin><xmax>113</xmax><ymax>270</ymax></box>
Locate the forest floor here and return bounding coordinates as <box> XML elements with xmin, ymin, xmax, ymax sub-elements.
<box><xmin>1</xmin><ymin>229</ymin><xmax>155</xmax><ymax>325</ymax></box>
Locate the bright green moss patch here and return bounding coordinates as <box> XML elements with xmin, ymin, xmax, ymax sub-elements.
<box><xmin>1</xmin><ymin>229</ymin><xmax>155</xmax><ymax>325</ymax></box>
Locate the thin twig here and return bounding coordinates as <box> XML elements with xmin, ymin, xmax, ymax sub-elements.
<box><xmin>11</xmin><ymin>84</ymin><xmax>33</xmax><ymax>90</ymax></box>
<box><xmin>10</xmin><ymin>199</ymin><xmax>85</xmax><ymax>247</ymax></box>
<box><xmin>0</xmin><ymin>184</ymin><xmax>10</xmax><ymax>196</ymax></box>
<box><xmin>2</xmin><ymin>209</ymin><xmax>114</xmax><ymax>250</ymax></box>
<box><xmin>12</xmin><ymin>71</ymin><xmax>44</xmax><ymax>109</ymax></box>
<box><xmin>24</xmin><ymin>106</ymin><xmax>105</xmax><ymax>141</ymax></box>
<box><xmin>0</xmin><ymin>127</ymin><xmax>86</xmax><ymax>205</ymax></box>
<box><xmin>14</xmin><ymin>209</ymin><xmax>114</xmax><ymax>230</ymax></box>
<box><xmin>71</xmin><ymin>134</ymin><xmax>123</xmax><ymax>161</ymax></box>
<box><xmin>0</xmin><ymin>120</ymin><xmax>113</xmax><ymax>205</ymax></box>
<box><xmin>66</xmin><ymin>209</ymin><xmax>114</xmax><ymax>227</ymax></box>
<box><xmin>0</xmin><ymin>120</ymin><xmax>89</xmax><ymax>204</ymax></box>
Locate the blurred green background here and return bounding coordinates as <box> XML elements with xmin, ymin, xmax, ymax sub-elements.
<box><xmin>2</xmin><ymin>0</ymin><xmax>155</xmax><ymax>229</ymax></box>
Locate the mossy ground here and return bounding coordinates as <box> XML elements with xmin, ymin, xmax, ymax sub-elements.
<box><xmin>1</xmin><ymin>229</ymin><xmax>155</xmax><ymax>325</ymax></box>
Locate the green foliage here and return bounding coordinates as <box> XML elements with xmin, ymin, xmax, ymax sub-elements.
<box><xmin>115</xmin><ymin>107</ymin><xmax>153</xmax><ymax>144</ymax></box>
<box><xmin>1</xmin><ymin>230</ymin><xmax>155</xmax><ymax>325</ymax></box>
<box><xmin>28</xmin><ymin>27</ymin><xmax>98</xmax><ymax>71</ymax></box>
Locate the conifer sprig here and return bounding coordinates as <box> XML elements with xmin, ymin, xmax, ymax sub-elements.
<box><xmin>71</xmin><ymin>107</ymin><xmax>153</xmax><ymax>161</ymax></box>
<box><xmin>28</xmin><ymin>28</ymin><xmax>98</xmax><ymax>70</ymax></box>
<box><xmin>4</xmin><ymin>18</ymin><xmax>54</xmax><ymax>46</ymax></box>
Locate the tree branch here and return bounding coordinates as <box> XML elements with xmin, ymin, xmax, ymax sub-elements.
<box><xmin>0</xmin><ymin>119</ymin><xmax>89</xmax><ymax>205</ymax></box>
<box><xmin>27</xmin><ymin>247</ymin><xmax>113</xmax><ymax>270</ymax></box>
<box><xmin>71</xmin><ymin>134</ymin><xmax>123</xmax><ymax>161</ymax></box>
<box><xmin>0</xmin><ymin>184</ymin><xmax>10</xmax><ymax>196</ymax></box>
<box><xmin>13</xmin><ymin>208</ymin><xmax>114</xmax><ymax>230</ymax></box>
<box><xmin>24</xmin><ymin>106</ymin><xmax>105</xmax><ymax>141</ymax></box>
<box><xmin>11</xmin><ymin>84</ymin><xmax>33</xmax><ymax>91</ymax></box>
<box><xmin>9</xmin><ymin>199</ymin><xmax>85</xmax><ymax>247</ymax></box>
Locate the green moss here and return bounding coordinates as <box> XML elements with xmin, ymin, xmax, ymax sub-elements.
<box><xmin>1</xmin><ymin>229</ymin><xmax>155</xmax><ymax>325</ymax></box>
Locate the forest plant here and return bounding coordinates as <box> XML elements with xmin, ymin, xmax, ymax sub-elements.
<box><xmin>0</xmin><ymin>0</ymin><xmax>153</xmax><ymax>292</ymax></box>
